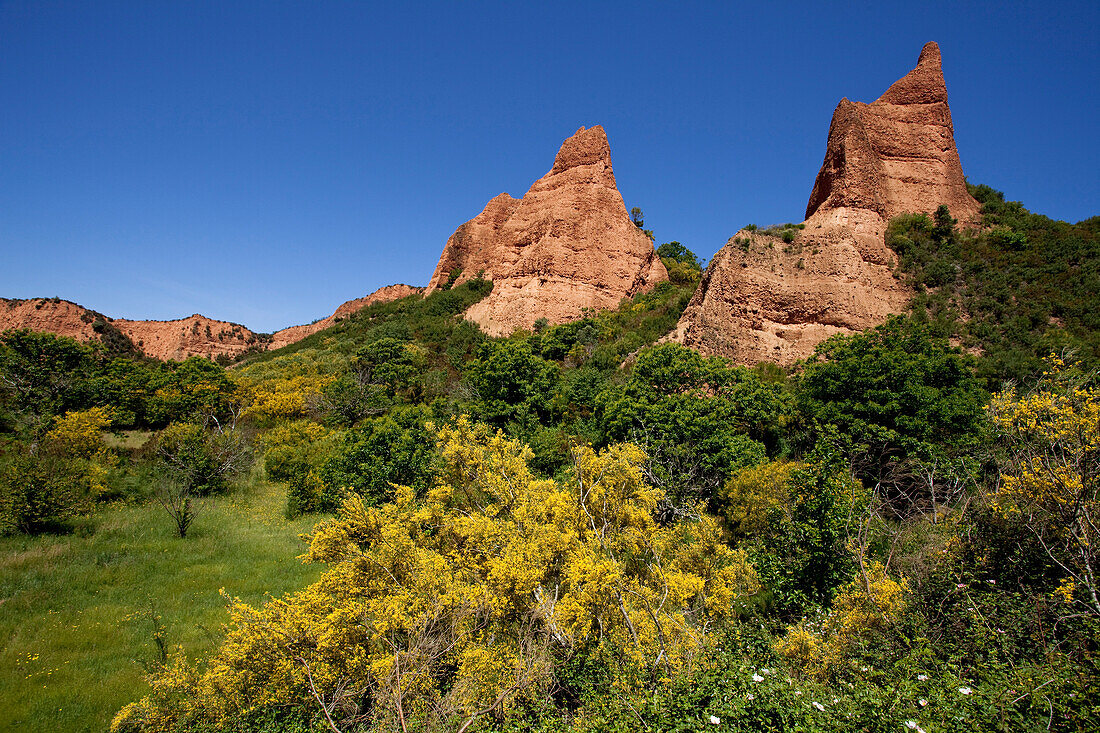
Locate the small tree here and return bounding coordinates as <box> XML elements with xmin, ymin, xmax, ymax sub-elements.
<box><xmin>154</xmin><ymin>418</ymin><xmax>250</xmax><ymax>537</ymax></box>
<box><xmin>156</xmin><ymin>476</ymin><xmax>198</xmax><ymax>538</ymax></box>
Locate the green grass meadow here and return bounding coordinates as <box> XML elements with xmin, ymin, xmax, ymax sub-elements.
<box><xmin>0</xmin><ymin>479</ymin><xmax>321</xmax><ymax>732</ymax></box>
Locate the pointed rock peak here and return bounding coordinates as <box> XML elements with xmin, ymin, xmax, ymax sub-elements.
<box><xmin>877</xmin><ymin>41</ymin><xmax>947</xmax><ymax>105</ymax></box>
<box><xmin>550</xmin><ymin>124</ymin><xmax>611</xmax><ymax>174</ymax></box>
<box><xmin>918</xmin><ymin>40</ymin><xmax>942</xmax><ymax>67</ymax></box>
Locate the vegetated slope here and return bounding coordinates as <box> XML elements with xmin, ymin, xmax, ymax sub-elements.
<box><xmin>671</xmin><ymin>42</ymin><xmax>979</xmax><ymax>365</ymax></box>
<box><xmin>887</xmin><ymin>184</ymin><xmax>1100</xmax><ymax>386</ymax></box>
<box><xmin>425</xmin><ymin>125</ymin><xmax>667</xmax><ymax>336</ymax></box>
<box><xmin>266</xmin><ymin>284</ymin><xmax>425</xmax><ymax>350</ymax></box>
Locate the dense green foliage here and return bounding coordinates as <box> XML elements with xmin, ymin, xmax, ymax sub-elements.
<box><xmin>3</xmin><ymin>223</ymin><xmax>1099</xmax><ymax>732</ymax></box>
<box><xmin>887</xmin><ymin>187</ymin><xmax>1100</xmax><ymax>386</ymax></box>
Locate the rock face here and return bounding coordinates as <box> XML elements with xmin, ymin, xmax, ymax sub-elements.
<box><xmin>425</xmin><ymin>125</ymin><xmax>667</xmax><ymax>336</ymax></box>
<box><xmin>671</xmin><ymin>42</ymin><xmax>978</xmax><ymax>366</ymax></box>
<box><xmin>0</xmin><ymin>298</ymin><xmax>104</xmax><ymax>344</ymax></box>
<box><xmin>113</xmin><ymin>315</ymin><xmax>263</xmax><ymax>361</ymax></box>
<box><xmin>806</xmin><ymin>41</ymin><xmax>980</xmax><ymax>228</ymax></box>
<box><xmin>0</xmin><ymin>298</ymin><xmax>264</xmax><ymax>361</ymax></box>
<box><xmin>2</xmin><ymin>285</ymin><xmax>425</xmax><ymax>361</ymax></box>
<box><xmin>267</xmin><ymin>284</ymin><xmax>423</xmax><ymax>350</ymax></box>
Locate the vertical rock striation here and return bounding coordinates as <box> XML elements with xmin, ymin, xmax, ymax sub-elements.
<box><xmin>670</xmin><ymin>42</ymin><xmax>979</xmax><ymax>366</ymax></box>
<box><xmin>425</xmin><ymin>126</ymin><xmax>667</xmax><ymax>336</ymax></box>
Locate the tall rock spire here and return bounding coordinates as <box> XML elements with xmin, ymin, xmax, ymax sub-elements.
<box><xmin>426</xmin><ymin>126</ymin><xmax>667</xmax><ymax>336</ymax></box>
<box><xmin>805</xmin><ymin>41</ymin><xmax>980</xmax><ymax>225</ymax></box>
<box><xmin>670</xmin><ymin>42</ymin><xmax>977</xmax><ymax>367</ymax></box>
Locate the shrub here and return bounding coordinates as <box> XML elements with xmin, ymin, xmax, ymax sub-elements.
<box><xmin>0</xmin><ymin>451</ymin><xmax>96</xmax><ymax>535</ymax></box>
<box><xmin>115</xmin><ymin>418</ymin><xmax>759</xmax><ymax>732</ymax></box>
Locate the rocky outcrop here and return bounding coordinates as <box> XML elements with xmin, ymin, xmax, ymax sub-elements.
<box><xmin>671</xmin><ymin>42</ymin><xmax>977</xmax><ymax>366</ymax></box>
<box><xmin>805</xmin><ymin>41</ymin><xmax>980</xmax><ymax>228</ymax></box>
<box><xmin>0</xmin><ymin>298</ymin><xmax>263</xmax><ymax>361</ymax></box>
<box><xmin>425</xmin><ymin>125</ymin><xmax>667</xmax><ymax>336</ymax></box>
<box><xmin>667</xmin><ymin>225</ymin><xmax>911</xmax><ymax>365</ymax></box>
<box><xmin>113</xmin><ymin>315</ymin><xmax>264</xmax><ymax>361</ymax></box>
<box><xmin>268</xmin><ymin>284</ymin><xmax>423</xmax><ymax>350</ymax></box>
<box><xmin>1</xmin><ymin>298</ymin><xmax>105</xmax><ymax>344</ymax></box>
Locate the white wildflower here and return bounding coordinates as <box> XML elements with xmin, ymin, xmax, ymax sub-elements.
<box><xmin>959</xmin><ymin>686</ymin><xmax>972</xmax><ymax>695</ymax></box>
<box><xmin>919</xmin><ymin>698</ymin><xmax>928</xmax><ymax>707</ymax></box>
<box><xmin>812</xmin><ymin>701</ymin><xmax>825</xmax><ymax>711</ymax></box>
<box><xmin>746</xmin><ymin>694</ymin><xmax>754</xmax><ymax>701</ymax></box>
<box><xmin>752</xmin><ymin>673</ymin><xmax>764</xmax><ymax>682</ymax></box>
<box><xmin>917</xmin><ymin>674</ymin><xmax>928</xmax><ymax>681</ymax></box>
<box><xmin>709</xmin><ymin>715</ymin><xmax>721</xmax><ymax>725</ymax></box>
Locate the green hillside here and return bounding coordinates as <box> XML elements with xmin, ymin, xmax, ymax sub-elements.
<box><xmin>2</xmin><ymin>210</ymin><xmax>1099</xmax><ymax>732</ymax></box>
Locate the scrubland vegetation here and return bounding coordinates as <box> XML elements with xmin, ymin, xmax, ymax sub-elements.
<box><xmin>2</xmin><ymin>192</ymin><xmax>1099</xmax><ymax>731</ymax></box>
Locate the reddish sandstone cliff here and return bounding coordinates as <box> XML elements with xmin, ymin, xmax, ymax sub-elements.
<box><xmin>0</xmin><ymin>298</ymin><xmax>264</xmax><ymax>361</ymax></box>
<box><xmin>0</xmin><ymin>298</ymin><xmax>105</xmax><ymax>344</ymax></box>
<box><xmin>671</xmin><ymin>42</ymin><xmax>977</xmax><ymax>366</ymax></box>
<box><xmin>805</xmin><ymin>42</ymin><xmax>980</xmax><ymax>228</ymax></box>
<box><xmin>426</xmin><ymin>126</ymin><xmax>667</xmax><ymax>336</ymax></box>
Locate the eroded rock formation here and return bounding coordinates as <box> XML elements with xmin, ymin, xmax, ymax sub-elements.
<box><xmin>267</xmin><ymin>284</ymin><xmax>423</xmax><ymax>350</ymax></box>
<box><xmin>671</xmin><ymin>42</ymin><xmax>978</xmax><ymax>366</ymax></box>
<box><xmin>2</xmin><ymin>285</ymin><xmax>426</xmax><ymax>361</ymax></box>
<box><xmin>1</xmin><ymin>298</ymin><xmax>105</xmax><ymax>344</ymax></box>
<box><xmin>805</xmin><ymin>41</ymin><xmax>980</xmax><ymax>228</ymax></box>
<box><xmin>425</xmin><ymin>125</ymin><xmax>667</xmax><ymax>336</ymax></box>
<box><xmin>0</xmin><ymin>298</ymin><xmax>263</xmax><ymax>361</ymax></box>
<box><xmin>113</xmin><ymin>315</ymin><xmax>263</xmax><ymax>361</ymax></box>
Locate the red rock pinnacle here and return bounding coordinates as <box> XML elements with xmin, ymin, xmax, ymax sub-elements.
<box><xmin>426</xmin><ymin>126</ymin><xmax>667</xmax><ymax>336</ymax></box>
<box><xmin>805</xmin><ymin>41</ymin><xmax>980</xmax><ymax>225</ymax></box>
<box><xmin>670</xmin><ymin>42</ymin><xmax>978</xmax><ymax>367</ymax></box>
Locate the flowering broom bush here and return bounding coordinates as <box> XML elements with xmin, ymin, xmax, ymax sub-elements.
<box><xmin>113</xmin><ymin>417</ymin><xmax>759</xmax><ymax>732</ymax></box>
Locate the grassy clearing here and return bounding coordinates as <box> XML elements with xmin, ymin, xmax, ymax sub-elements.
<box><xmin>0</xmin><ymin>479</ymin><xmax>322</xmax><ymax>732</ymax></box>
<box><xmin>101</xmin><ymin>430</ymin><xmax>154</xmax><ymax>451</ymax></box>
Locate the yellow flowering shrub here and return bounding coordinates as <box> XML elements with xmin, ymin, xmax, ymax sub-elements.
<box><xmin>114</xmin><ymin>417</ymin><xmax>759</xmax><ymax>732</ymax></box>
<box><xmin>44</xmin><ymin>407</ymin><xmax>113</xmax><ymax>459</ymax></box>
<box><xmin>717</xmin><ymin>460</ymin><xmax>805</xmax><ymax>536</ymax></box>
<box><xmin>986</xmin><ymin>354</ymin><xmax>1100</xmax><ymax>616</ymax></box>
<box><xmin>775</xmin><ymin>561</ymin><xmax>908</xmax><ymax>680</ymax></box>
<box><xmin>240</xmin><ymin>373</ymin><xmax>334</xmax><ymax>422</ymax></box>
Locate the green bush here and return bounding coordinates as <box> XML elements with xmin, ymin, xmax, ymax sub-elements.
<box><xmin>0</xmin><ymin>450</ymin><xmax>96</xmax><ymax>535</ymax></box>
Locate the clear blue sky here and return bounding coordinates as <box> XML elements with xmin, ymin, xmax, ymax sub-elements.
<box><xmin>2</xmin><ymin>1</ymin><xmax>1097</xmax><ymax>333</ymax></box>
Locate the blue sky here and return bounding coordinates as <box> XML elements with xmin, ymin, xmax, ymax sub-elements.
<box><xmin>2</xmin><ymin>1</ymin><xmax>1097</xmax><ymax>333</ymax></box>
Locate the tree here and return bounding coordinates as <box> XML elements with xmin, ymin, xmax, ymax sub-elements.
<box><xmin>154</xmin><ymin>419</ymin><xmax>250</xmax><ymax>537</ymax></box>
<box><xmin>798</xmin><ymin>316</ymin><xmax>987</xmax><ymax>516</ymax></box>
<box><xmin>0</xmin><ymin>329</ymin><xmax>98</xmax><ymax>429</ymax></box>
<box><xmin>596</xmin><ymin>343</ymin><xmax>787</xmax><ymax>505</ymax></box>
<box><xmin>655</xmin><ymin>241</ymin><xmax>701</xmax><ymax>270</ymax></box>
<box><xmin>321</xmin><ymin>338</ymin><xmax>421</xmax><ymax>426</ymax></box>
<box><xmin>464</xmin><ymin>340</ymin><xmax>560</xmax><ymax>429</ymax></box>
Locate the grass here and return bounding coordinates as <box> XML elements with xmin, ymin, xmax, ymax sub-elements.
<box><xmin>0</xmin><ymin>478</ymin><xmax>323</xmax><ymax>732</ymax></box>
<box><xmin>101</xmin><ymin>430</ymin><xmax>154</xmax><ymax>451</ymax></box>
